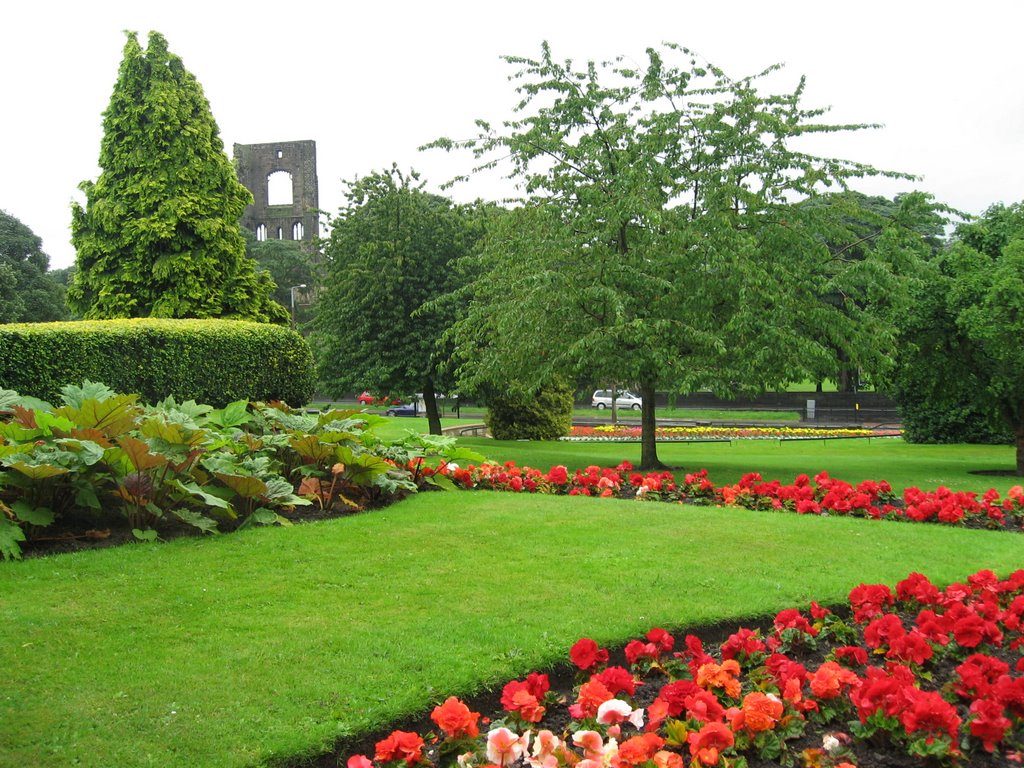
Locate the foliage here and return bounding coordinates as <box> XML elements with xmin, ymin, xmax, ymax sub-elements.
<box><xmin>315</xmin><ymin>167</ymin><xmax>485</xmax><ymax>434</ymax></box>
<box><xmin>0</xmin><ymin>209</ymin><xmax>69</xmax><ymax>322</ymax></box>
<box><xmin>427</xmin><ymin>41</ymin><xmax>936</xmax><ymax>468</ymax></box>
<box><xmin>890</xmin><ymin>202</ymin><xmax>1024</xmax><ymax>471</ymax></box>
<box><xmin>796</xmin><ymin>192</ymin><xmax>946</xmax><ymax>391</ymax></box>
<box><xmin>244</xmin><ymin>230</ymin><xmax>317</xmax><ymax>325</ymax></box>
<box><xmin>68</xmin><ymin>31</ymin><xmax>287</xmax><ymax>324</ymax></box>
<box><xmin>0</xmin><ymin>318</ymin><xmax>314</xmax><ymax>407</ymax></box>
<box><xmin>0</xmin><ymin>383</ymin><xmax>479</xmax><ymax>558</ymax></box>
<box><xmin>484</xmin><ymin>381</ymin><xmax>574</xmax><ymax>441</ymax></box>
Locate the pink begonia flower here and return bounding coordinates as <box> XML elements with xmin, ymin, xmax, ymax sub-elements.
<box><xmin>487</xmin><ymin>727</ymin><xmax>531</xmax><ymax>767</ymax></box>
<box><xmin>457</xmin><ymin>753</ymin><xmax>475</xmax><ymax>768</ymax></box>
<box><xmin>347</xmin><ymin>756</ymin><xmax>373</xmax><ymax>768</ymax></box>
<box><xmin>573</xmin><ymin>730</ymin><xmax>609</xmax><ymax>760</ymax></box>
<box><xmin>527</xmin><ymin>729</ymin><xmax>561</xmax><ymax>768</ymax></box>
<box><xmin>596</xmin><ymin>699</ymin><xmax>645</xmax><ymax>730</ymax></box>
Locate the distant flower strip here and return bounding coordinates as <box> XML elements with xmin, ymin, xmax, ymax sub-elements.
<box><xmin>347</xmin><ymin>569</ymin><xmax>1024</xmax><ymax>768</ymax></box>
<box><xmin>562</xmin><ymin>425</ymin><xmax>902</xmax><ymax>441</ymax></box>
<box><xmin>421</xmin><ymin>460</ymin><xmax>1024</xmax><ymax>533</ymax></box>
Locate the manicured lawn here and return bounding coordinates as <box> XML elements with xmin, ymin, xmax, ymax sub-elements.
<box><xmin>2</xmin><ymin>491</ymin><xmax>1023</xmax><ymax>767</ymax></box>
<box><xmin>458</xmin><ymin>436</ymin><xmax>1021</xmax><ymax>496</ymax></box>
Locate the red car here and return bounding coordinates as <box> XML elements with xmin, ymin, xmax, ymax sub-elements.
<box><xmin>357</xmin><ymin>391</ymin><xmax>400</xmax><ymax>406</ymax></box>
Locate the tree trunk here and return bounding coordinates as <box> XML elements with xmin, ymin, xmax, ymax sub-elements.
<box><xmin>638</xmin><ymin>379</ymin><xmax>664</xmax><ymax>470</ymax></box>
<box><xmin>423</xmin><ymin>378</ymin><xmax>442</xmax><ymax>435</ymax></box>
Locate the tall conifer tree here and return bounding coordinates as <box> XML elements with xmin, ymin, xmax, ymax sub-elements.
<box><xmin>69</xmin><ymin>31</ymin><xmax>287</xmax><ymax>323</ymax></box>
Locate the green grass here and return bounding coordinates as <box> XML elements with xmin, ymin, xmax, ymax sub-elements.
<box><xmin>458</xmin><ymin>437</ymin><xmax>1021</xmax><ymax>496</ymax></box>
<box><xmin>2</xmin><ymin>491</ymin><xmax>1022</xmax><ymax>767</ymax></box>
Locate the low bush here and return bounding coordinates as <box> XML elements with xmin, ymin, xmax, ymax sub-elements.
<box><xmin>485</xmin><ymin>382</ymin><xmax>574</xmax><ymax>440</ymax></box>
<box><xmin>0</xmin><ymin>318</ymin><xmax>315</xmax><ymax>406</ymax></box>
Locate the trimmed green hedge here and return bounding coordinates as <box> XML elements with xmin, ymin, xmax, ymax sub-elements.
<box><xmin>0</xmin><ymin>319</ymin><xmax>314</xmax><ymax>407</ymax></box>
<box><xmin>485</xmin><ymin>381</ymin><xmax>574</xmax><ymax>440</ymax></box>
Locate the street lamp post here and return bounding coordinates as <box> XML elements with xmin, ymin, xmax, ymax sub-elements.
<box><xmin>289</xmin><ymin>284</ymin><xmax>307</xmax><ymax>329</ymax></box>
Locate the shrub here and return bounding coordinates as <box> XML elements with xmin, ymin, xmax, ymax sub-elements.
<box><xmin>485</xmin><ymin>382</ymin><xmax>574</xmax><ymax>440</ymax></box>
<box><xmin>0</xmin><ymin>319</ymin><xmax>314</xmax><ymax>407</ymax></box>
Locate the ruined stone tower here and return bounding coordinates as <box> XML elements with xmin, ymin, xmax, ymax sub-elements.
<box><xmin>233</xmin><ymin>140</ymin><xmax>319</xmax><ymax>243</ymax></box>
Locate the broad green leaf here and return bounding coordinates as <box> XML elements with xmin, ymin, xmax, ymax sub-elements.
<box><xmin>213</xmin><ymin>473</ymin><xmax>268</xmax><ymax>499</ymax></box>
<box><xmin>174</xmin><ymin>480</ymin><xmax>233</xmax><ymax>512</ymax></box>
<box><xmin>211</xmin><ymin>400</ymin><xmax>250</xmax><ymax>428</ymax></box>
<box><xmin>74</xmin><ymin>484</ymin><xmax>102</xmax><ymax>510</ymax></box>
<box><xmin>55</xmin><ymin>438</ymin><xmax>107</xmax><ymax>466</ymax></box>
<box><xmin>117</xmin><ymin>436</ymin><xmax>170</xmax><ymax>471</ymax></box>
<box><xmin>172</xmin><ymin>509</ymin><xmax>220</xmax><ymax>534</ymax></box>
<box><xmin>425</xmin><ymin>473</ymin><xmax>458</xmax><ymax>491</ymax></box>
<box><xmin>0</xmin><ymin>389</ymin><xmax>21</xmax><ymax>410</ymax></box>
<box><xmin>60</xmin><ymin>380</ymin><xmax>116</xmax><ymax>407</ymax></box>
<box><xmin>0</xmin><ymin>516</ymin><xmax>26</xmax><ymax>560</ymax></box>
<box><xmin>31</xmin><ymin>410</ymin><xmax>78</xmax><ymax>436</ymax></box>
<box><xmin>11</xmin><ymin>501</ymin><xmax>55</xmax><ymax>526</ymax></box>
<box><xmin>247</xmin><ymin>508</ymin><xmax>291</xmax><ymax>527</ymax></box>
<box><xmin>0</xmin><ymin>422</ymin><xmax>45</xmax><ymax>442</ymax></box>
<box><xmin>289</xmin><ymin>435</ymin><xmax>336</xmax><ymax>463</ymax></box>
<box><xmin>5</xmin><ymin>461</ymin><xmax>69</xmax><ymax>480</ymax></box>
<box><xmin>54</xmin><ymin>394</ymin><xmax>139</xmax><ymax>437</ymax></box>
<box><xmin>132</xmin><ymin>528</ymin><xmax>158</xmax><ymax>542</ymax></box>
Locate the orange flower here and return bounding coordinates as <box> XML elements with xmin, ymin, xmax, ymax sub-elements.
<box><xmin>809</xmin><ymin>662</ymin><xmax>860</xmax><ymax>701</ymax></box>
<box><xmin>430</xmin><ymin>696</ymin><xmax>480</xmax><ymax>739</ymax></box>
<box><xmin>730</xmin><ymin>692</ymin><xmax>783</xmax><ymax>733</ymax></box>
<box><xmin>696</xmin><ymin>659</ymin><xmax>742</xmax><ymax>699</ymax></box>
<box><xmin>686</xmin><ymin>722</ymin><xmax>734</xmax><ymax>766</ymax></box>
<box><xmin>573</xmin><ymin>680</ymin><xmax>614</xmax><ymax>719</ymax></box>
<box><xmin>652</xmin><ymin>751</ymin><xmax>683</xmax><ymax>768</ymax></box>
<box><xmin>616</xmin><ymin>733</ymin><xmax>665</xmax><ymax>768</ymax></box>
<box><xmin>374</xmin><ymin>730</ymin><xmax>425</xmax><ymax>765</ymax></box>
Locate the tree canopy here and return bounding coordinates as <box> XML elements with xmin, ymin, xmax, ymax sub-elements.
<box><xmin>428</xmin><ymin>42</ymin><xmax>936</xmax><ymax>467</ymax></box>
<box><xmin>892</xmin><ymin>202</ymin><xmax>1024</xmax><ymax>473</ymax></box>
<box><xmin>68</xmin><ymin>31</ymin><xmax>287</xmax><ymax>324</ymax></box>
<box><xmin>0</xmin><ymin>209</ymin><xmax>68</xmax><ymax>323</ymax></box>
<box><xmin>315</xmin><ymin>167</ymin><xmax>483</xmax><ymax>434</ymax></box>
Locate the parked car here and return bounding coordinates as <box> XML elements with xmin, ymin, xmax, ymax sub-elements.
<box><xmin>385</xmin><ymin>402</ymin><xmax>419</xmax><ymax>417</ymax></box>
<box><xmin>358</xmin><ymin>391</ymin><xmax>400</xmax><ymax>405</ymax></box>
<box><xmin>591</xmin><ymin>389</ymin><xmax>642</xmax><ymax>410</ymax></box>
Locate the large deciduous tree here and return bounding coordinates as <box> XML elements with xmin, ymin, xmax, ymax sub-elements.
<box><xmin>429</xmin><ymin>42</ymin><xmax>934</xmax><ymax>468</ymax></box>
<box><xmin>68</xmin><ymin>31</ymin><xmax>287</xmax><ymax>324</ymax></box>
<box><xmin>891</xmin><ymin>202</ymin><xmax>1024</xmax><ymax>473</ymax></box>
<box><xmin>0</xmin><ymin>209</ymin><xmax>68</xmax><ymax>323</ymax></box>
<box><xmin>315</xmin><ymin>168</ymin><xmax>481</xmax><ymax>435</ymax></box>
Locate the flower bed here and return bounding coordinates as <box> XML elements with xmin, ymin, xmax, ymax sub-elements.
<box><xmin>420</xmin><ymin>462</ymin><xmax>1024</xmax><ymax>533</ymax></box>
<box><xmin>346</xmin><ymin>569</ymin><xmax>1024</xmax><ymax>768</ymax></box>
<box><xmin>562</xmin><ymin>426</ymin><xmax>902</xmax><ymax>442</ymax></box>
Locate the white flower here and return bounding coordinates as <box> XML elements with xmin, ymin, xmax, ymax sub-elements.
<box><xmin>822</xmin><ymin>734</ymin><xmax>840</xmax><ymax>753</ymax></box>
<box><xmin>596</xmin><ymin>699</ymin><xmax>645</xmax><ymax>729</ymax></box>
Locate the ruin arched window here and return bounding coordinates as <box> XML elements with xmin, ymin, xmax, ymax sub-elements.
<box><xmin>267</xmin><ymin>171</ymin><xmax>293</xmax><ymax>206</ymax></box>
<box><xmin>255</xmin><ymin>224</ymin><xmax>267</xmax><ymax>242</ymax></box>
<box><xmin>276</xmin><ymin>226</ymin><xmax>284</xmax><ymax>240</ymax></box>
<box><xmin>292</xmin><ymin>221</ymin><xmax>305</xmax><ymax>240</ymax></box>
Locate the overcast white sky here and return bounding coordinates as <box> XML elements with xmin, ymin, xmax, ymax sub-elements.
<box><xmin>3</xmin><ymin>1</ymin><xmax>1022</xmax><ymax>269</ymax></box>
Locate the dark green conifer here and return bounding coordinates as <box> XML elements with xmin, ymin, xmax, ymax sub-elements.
<box><xmin>69</xmin><ymin>31</ymin><xmax>287</xmax><ymax>323</ymax></box>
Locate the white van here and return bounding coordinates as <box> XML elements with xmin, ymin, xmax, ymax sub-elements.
<box><xmin>591</xmin><ymin>390</ymin><xmax>642</xmax><ymax>410</ymax></box>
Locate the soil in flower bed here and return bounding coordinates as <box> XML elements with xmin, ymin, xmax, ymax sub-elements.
<box><xmin>289</xmin><ymin>570</ymin><xmax>1024</xmax><ymax>768</ymax></box>
<box><xmin>14</xmin><ymin>495</ymin><xmax>402</xmax><ymax>558</ymax></box>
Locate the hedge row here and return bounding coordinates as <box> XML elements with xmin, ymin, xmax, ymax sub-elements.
<box><xmin>0</xmin><ymin>319</ymin><xmax>314</xmax><ymax>407</ymax></box>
